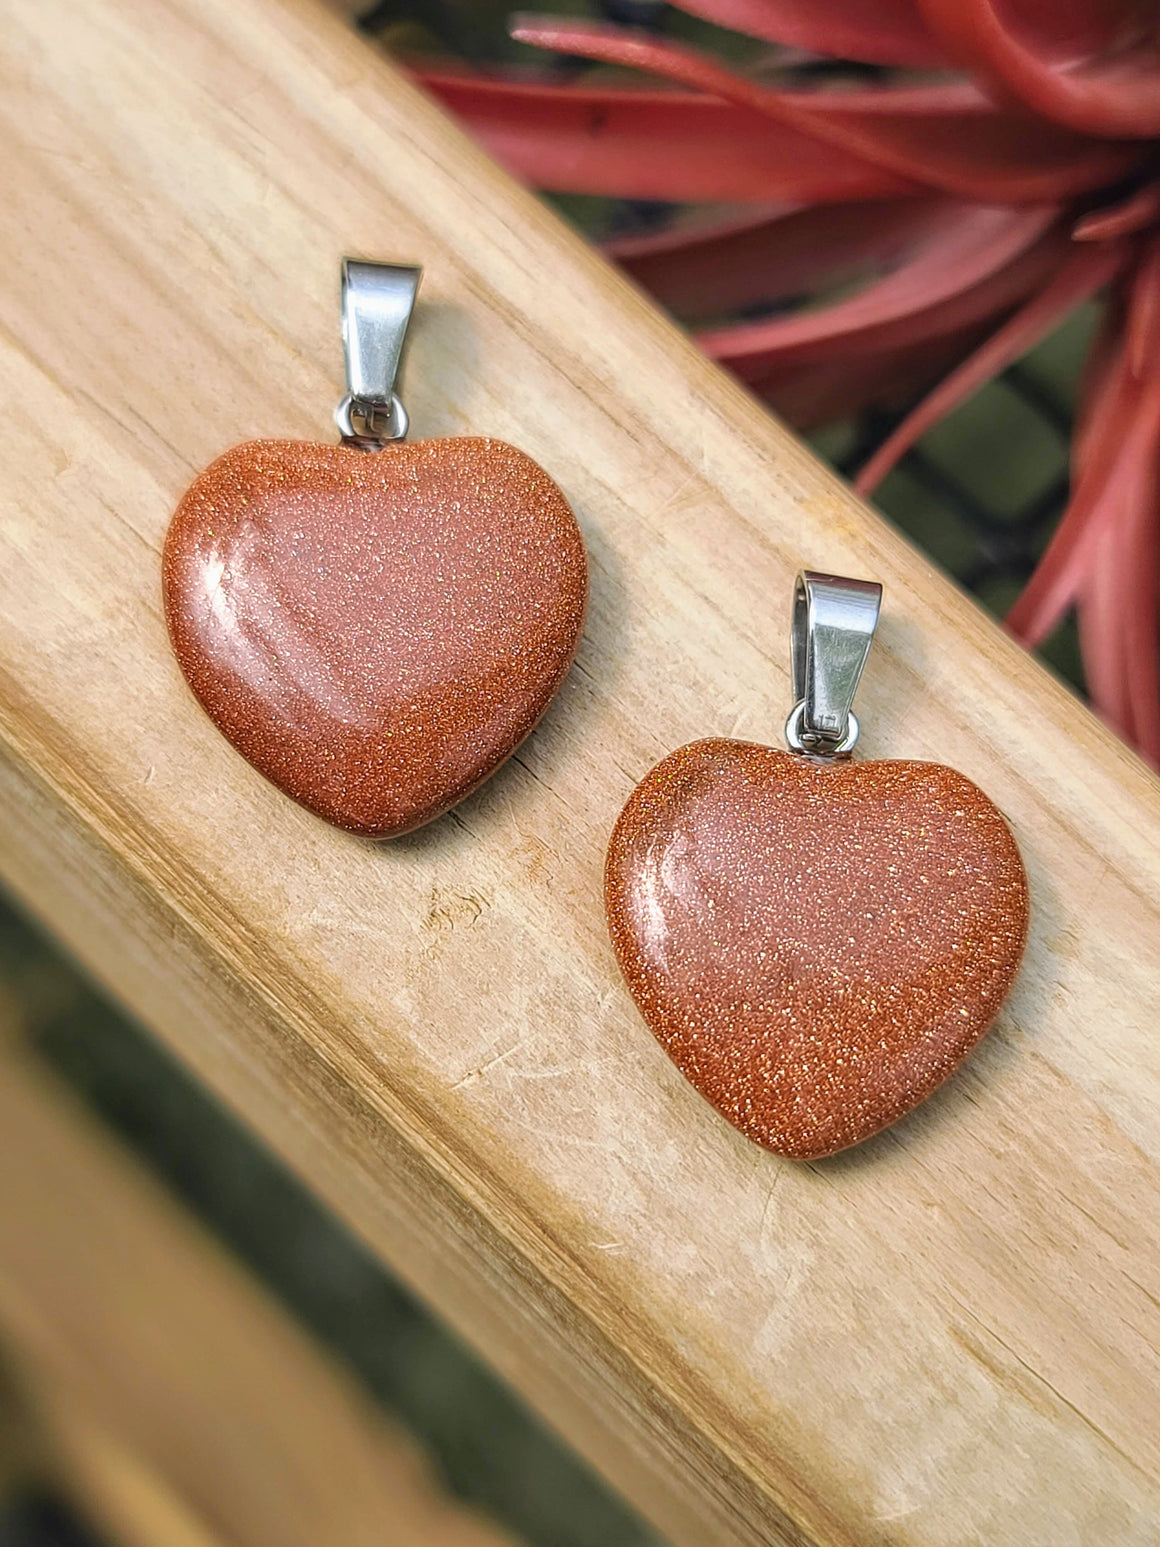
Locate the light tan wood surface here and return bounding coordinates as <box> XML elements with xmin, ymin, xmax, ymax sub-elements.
<box><xmin>0</xmin><ymin>1024</ymin><xmax>515</xmax><ymax>1547</ymax></box>
<box><xmin>0</xmin><ymin>1</ymin><xmax>1158</xmax><ymax>1543</ymax></box>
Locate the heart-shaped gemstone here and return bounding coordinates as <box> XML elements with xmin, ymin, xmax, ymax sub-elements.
<box><xmin>163</xmin><ymin>438</ymin><xmax>587</xmax><ymax>836</ymax></box>
<box><xmin>605</xmin><ymin>739</ymin><xmax>1028</xmax><ymax>1158</ymax></box>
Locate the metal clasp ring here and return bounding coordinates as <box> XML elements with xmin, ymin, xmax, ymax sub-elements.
<box><xmin>334</xmin><ymin>392</ymin><xmax>409</xmax><ymax>446</ymax></box>
<box><xmin>785</xmin><ymin>571</ymin><xmax>882</xmax><ymax>757</ymax></box>
<box><xmin>335</xmin><ymin>259</ymin><xmax>422</xmax><ymax>450</ymax></box>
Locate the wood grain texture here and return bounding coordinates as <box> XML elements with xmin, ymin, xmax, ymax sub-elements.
<box><xmin>0</xmin><ymin>1</ymin><xmax>1158</xmax><ymax>1542</ymax></box>
<box><xmin>0</xmin><ymin>1031</ymin><xmax>514</xmax><ymax>1547</ymax></box>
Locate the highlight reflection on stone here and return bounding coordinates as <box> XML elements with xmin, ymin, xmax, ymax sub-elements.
<box><xmin>164</xmin><ymin>438</ymin><xmax>587</xmax><ymax>836</ymax></box>
<box><xmin>605</xmin><ymin>739</ymin><xmax>1028</xmax><ymax>1158</ymax></box>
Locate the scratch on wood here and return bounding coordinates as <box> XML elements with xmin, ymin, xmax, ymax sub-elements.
<box><xmin>874</xmin><ymin>1502</ymin><xmax>922</xmax><ymax>1524</ymax></box>
<box><xmin>758</xmin><ymin>1171</ymin><xmax>783</xmax><ymax>1249</ymax></box>
<box><xmin>650</xmin><ymin>470</ymin><xmax>703</xmax><ymax>520</ymax></box>
<box><xmin>451</xmin><ymin>1039</ymin><xmax>527</xmax><ymax>1091</ymax></box>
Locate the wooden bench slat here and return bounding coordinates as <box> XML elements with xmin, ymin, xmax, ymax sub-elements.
<box><xmin>0</xmin><ymin>1018</ymin><xmax>514</xmax><ymax>1547</ymax></box>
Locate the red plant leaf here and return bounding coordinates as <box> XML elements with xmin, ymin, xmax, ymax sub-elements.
<box><xmin>1073</xmin><ymin>178</ymin><xmax>1160</xmax><ymax>241</ymax></box>
<box><xmin>509</xmin><ymin>19</ymin><xmax>1144</xmax><ymax>200</ymax></box>
<box><xmin>1113</xmin><ymin>244</ymin><xmax>1160</xmax><ymax>762</ymax></box>
<box><xmin>610</xmin><ymin>196</ymin><xmax>981</xmax><ymax>317</ymax></box>
<box><xmin>665</xmin><ymin>0</ymin><xmax>948</xmax><ymax>68</ymax></box>
<box><xmin>1118</xmin><ymin>427</ymin><xmax>1160</xmax><ymax>765</ymax></box>
<box><xmin>1120</xmin><ymin>433</ymin><xmax>1160</xmax><ymax>765</ymax></box>
<box><xmin>755</xmin><ymin>324</ymin><xmax>994</xmax><ymax>427</ymax></box>
<box><xmin>1127</xmin><ymin>234</ymin><xmax>1160</xmax><ymax>379</ymax></box>
<box><xmin>1006</xmin><ymin>305</ymin><xmax>1142</xmax><ymax>646</ymax></box>
<box><xmin>414</xmin><ymin>67</ymin><xmax>918</xmax><ymax>201</ymax></box>
<box><xmin>1075</xmin><ymin>376</ymin><xmax>1160</xmax><ymax>762</ymax></box>
<box><xmin>693</xmin><ymin>204</ymin><xmax>1063</xmax><ymax>376</ymax></box>
<box><xmin>1079</xmin><ymin>516</ymin><xmax>1131</xmax><ymax>732</ymax></box>
<box><xmin>853</xmin><ymin>239</ymin><xmax>1126</xmax><ymax>492</ymax></box>
<box><xmin>917</xmin><ymin>0</ymin><xmax>1160</xmax><ymax>139</ymax></box>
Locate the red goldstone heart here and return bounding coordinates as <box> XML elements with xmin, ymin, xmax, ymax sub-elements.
<box><xmin>163</xmin><ymin>438</ymin><xmax>587</xmax><ymax>836</ymax></box>
<box><xmin>605</xmin><ymin>738</ymin><xmax>1028</xmax><ymax>1158</ymax></box>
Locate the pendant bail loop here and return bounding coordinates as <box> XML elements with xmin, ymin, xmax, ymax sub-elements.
<box><xmin>787</xmin><ymin>571</ymin><xmax>882</xmax><ymax>756</ymax></box>
<box><xmin>336</xmin><ymin>259</ymin><xmax>422</xmax><ymax>448</ymax></box>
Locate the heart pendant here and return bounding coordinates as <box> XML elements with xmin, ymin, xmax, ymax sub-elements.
<box><xmin>162</xmin><ymin>260</ymin><xmax>586</xmax><ymax>837</ymax></box>
<box><xmin>605</xmin><ymin>574</ymin><xmax>1028</xmax><ymax>1158</ymax></box>
<box><xmin>164</xmin><ymin>436</ymin><xmax>586</xmax><ymax>836</ymax></box>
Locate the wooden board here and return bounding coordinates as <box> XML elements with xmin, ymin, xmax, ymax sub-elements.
<box><xmin>0</xmin><ymin>0</ymin><xmax>1158</xmax><ymax>1541</ymax></box>
<box><xmin>0</xmin><ymin>1008</ymin><xmax>514</xmax><ymax>1547</ymax></box>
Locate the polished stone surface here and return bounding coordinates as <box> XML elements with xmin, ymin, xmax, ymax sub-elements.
<box><xmin>605</xmin><ymin>739</ymin><xmax>1028</xmax><ymax>1158</ymax></box>
<box><xmin>164</xmin><ymin>438</ymin><xmax>587</xmax><ymax>836</ymax></box>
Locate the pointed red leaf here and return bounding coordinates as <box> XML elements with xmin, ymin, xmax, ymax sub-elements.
<box><xmin>610</xmin><ymin>197</ymin><xmax>974</xmax><ymax>317</ymax></box>
<box><xmin>510</xmin><ymin>20</ymin><xmax>1144</xmax><ymax>200</ymax></box>
<box><xmin>1078</xmin><ymin>515</ymin><xmax>1131</xmax><ymax>733</ymax></box>
<box><xmin>854</xmin><ymin>239</ymin><xmax>1125</xmax><ymax>492</ymax></box>
<box><xmin>1118</xmin><ymin>421</ymin><xmax>1160</xmax><ymax>766</ymax></box>
<box><xmin>665</xmin><ymin>0</ymin><xmax>948</xmax><ymax>68</ymax></box>
<box><xmin>413</xmin><ymin>66</ymin><xmax>918</xmax><ymax>201</ymax></box>
<box><xmin>692</xmin><ymin>204</ymin><xmax>1063</xmax><ymax>375</ymax></box>
<box><xmin>1127</xmin><ymin>235</ymin><xmax>1160</xmax><ymax>381</ymax></box>
<box><xmin>1007</xmin><ymin>304</ymin><xmax>1140</xmax><ymax>645</ymax></box>
<box><xmin>1066</xmin><ymin>257</ymin><xmax>1160</xmax><ymax>763</ymax></box>
<box><xmin>755</xmin><ymin>324</ymin><xmax>993</xmax><ymax>427</ymax></box>
<box><xmin>1074</xmin><ymin>179</ymin><xmax>1160</xmax><ymax>241</ymax></box>
<box><xmin>918</xmin><ymin>0</ymin><xmax>1160</xmax><ymax>139</ymax></box>
<box><xmin>1075</xmin><ymin>378</ymin><xmax>1160</xmax><ymax>763</ymax></box>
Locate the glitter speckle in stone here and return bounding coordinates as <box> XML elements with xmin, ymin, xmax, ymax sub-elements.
<box><xmin>604</xmin><ymin>739</ymin><xmax>1028</xmax><ymax>1159</ymax></box>
<box><xmin>163</xmin><ymin>438</ymin><xmax>587</xmax><ymax>836</ymax></box>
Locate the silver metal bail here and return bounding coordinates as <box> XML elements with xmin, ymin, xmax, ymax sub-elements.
<box><xmin>786</xmin><ymin>571</ymin><xmax>882</xmax><ymax>756</ymax></box>
<box><xmin>335</xmin><ymin>259</ymin><xmax>422</xmax><ymax>448</ymax></box>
